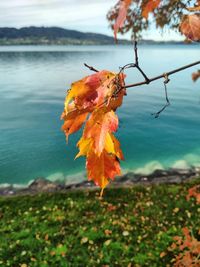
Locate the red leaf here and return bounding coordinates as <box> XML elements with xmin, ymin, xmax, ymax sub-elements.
<box><xmin>180</xmin><ymin>14</ymin><xmax>200</xmax><ymax>42</ymax></box>
<box><xmin>192</xmin><ymin>70</ymin><xmax>200</xmax><ymax>82</ymax></box>
<box><xmin>62</xmin><ymin>112</ymin><xmax>88</xmax><ymax>141</ymax></box>
<box><xmin>114</xmin><ymin>0</ymin><xmax>132</xmax><ymax>40</ymax></box>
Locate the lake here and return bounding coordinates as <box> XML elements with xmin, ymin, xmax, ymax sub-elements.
<box><xmin>0</xmin><ymin>44</ymin><xmax>200</xmax><ymax>186</ymax></box>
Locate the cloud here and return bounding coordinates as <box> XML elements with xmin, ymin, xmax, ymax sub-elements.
<box><xmin>0</xmin><ymin>0</ymin><xmax>182</xmax><ymax>40</ymax></box>
<box><xmin>0</xmin><ymin>0</ymin><xmax>116</xmax><ymax>34</ymax></box>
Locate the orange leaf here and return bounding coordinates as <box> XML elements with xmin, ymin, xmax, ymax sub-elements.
<box><xmin>86</xmin><ymin>149</ymin><xmax>121</xmax><ymax>190</ymax></box>
<box><xmin>192</xmin><ymin>70</ymin><xmax>200</xmax><ymax>82</ymax></box>
<box><xmin>142</xmin><ymin>0</ymin><xmax>160</xmax><ymax>19</ymax></box>
<box><xmin>64</xmin><ymin>70</ymin><xmax>117</xmax><ymax>112</ymax></box>
<box><xmin>62</xmin><ymin>112</ymin><xmax>88</xmax><ymax>141</ymax></box>
<box><xmin>114</xmin><ymin>0</ymin><xmax>132</xmax><ymax>40</ymax></box>
<box><xmin>84</xmin><ymin>108</ymin><xmax>118</xmax><ymax>155</ymax></box>
<box><xmin>187</xmin><ymin>185</ymin><xmax>200</xmax><ymax>204</ymax></box>
<box><xmin>180</xmin><ymin>14</ymin><xmax>200</xmax><ymax>42</ymax></box>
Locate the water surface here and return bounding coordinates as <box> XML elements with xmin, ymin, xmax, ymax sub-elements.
<box><xmin>0</xmin><ymin>44</ymin><xmax>199</xmax><ymax>185</ymax></box>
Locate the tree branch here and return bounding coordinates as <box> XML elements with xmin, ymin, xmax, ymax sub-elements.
<box><xmin>133</xmin><ymin>41</ymin><xmax>150</xmax><ymax>83</ymax></box>
<box><xmin>124</xmin><ymin>60</ymin><xmax>200</xmax><ymax>89</ymax></box>
<box><xmin>119</xmin><ymin>42</ymin><xmax>150</xmax><ymax>83</ymax></box>
<box><xmin>83</xmin><ymin>43</ymin><xmax>200</xmax><ymax>118</ymax></box>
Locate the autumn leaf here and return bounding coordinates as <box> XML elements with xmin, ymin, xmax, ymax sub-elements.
<box><xmin>114</xmin><ymin>0</ymin><xmax>132</xmax><ymax>40</ymax></box>
<box><xmin>186</xmin><ymin>185</ymin><xmax>200</xmax><ymax>204</ymax></box>
<box><xmin>180</xmin><ymin>14</ymin><xmax>200</xmax><ymax>42</ymax></box>
<box><xmin>105</xmin><ymin>133</ymin><xmax>124</xmax><ymax>160</ymax></box>
<box><xmin>62</xmin><ymin>112</ymin><xmax>88</xmax><ymax>141</ymax></box>
<box><xmin>75</xmin><ymin>137</ymin><xmax>92</xmax><ymax>159</ymax></box>
<box><xmin>86</xmin><ymin>149</ymin><xmax>121</xmax><ymax>191</ymax></box>
<box><xmin>192</xmin><ymin>70</ymin><xmax>200</xmax><ymax>82</ymax></box>
<box><xmin>170</xmin><ymin>227</ymin><xmax>200</xmax><ymax>266</ymax></box>
<box><xmin>141</xmin><ymin>0</ymin><xmax>160</xmax><ymax>19</ymax></box>
<box><xmin>83</xmin><ymin>108</ymin><xmax>118</xmax><ymax>155</ymax></box>
<box><xmin>64</xmin><ymin>70</ymin><xmax>116</xmax><ymax>111</ymax></box>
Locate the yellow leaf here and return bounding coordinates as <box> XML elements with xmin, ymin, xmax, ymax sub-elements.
<box><xmin>81</xmin><ymin>237</ymin><xmax>88</xmax><ymax>244</ymax></box>
<box><xmin>104</xmin><ymin>239</ymin><xmax>112</xmax><ymax>246</ymax></box>
<box><xmin>75</xmin><ymin>137</ymin><xmax>92</xmax><ymax>159</ymax></box>
<box><xmin>122</xmin><ymin>231</ymin><xmax>129</xmax><ymax>236</ymax></box>
<box><xmin>104</xmin><ymin>133</ymin><xmax>115</xmax><ymax>154</ymax></box>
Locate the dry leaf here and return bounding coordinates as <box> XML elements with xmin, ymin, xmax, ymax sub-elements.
<box><xmin>180</xmin><ymin>14</ymin><xmax>200</xmax><ymax>42</ymax></box>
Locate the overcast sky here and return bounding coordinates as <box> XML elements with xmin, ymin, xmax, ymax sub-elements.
<box><xmin>0</xmin><ymin>0</ymin><xmax>183</xmax><ymax>41</ymax></box>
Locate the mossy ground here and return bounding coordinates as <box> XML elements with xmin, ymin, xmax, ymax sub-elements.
<box><xmin>0</xmin><ymin>179</ymin><xmax>199</xmax><ymax>267</ymax></box>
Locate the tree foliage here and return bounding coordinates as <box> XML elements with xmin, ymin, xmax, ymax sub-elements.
<box><xmin>107</xmin><ymin>0</ymin><xmax>200</xmax><ymax>41</ymax></box>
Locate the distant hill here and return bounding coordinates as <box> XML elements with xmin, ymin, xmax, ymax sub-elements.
<box><xmin>0</xmin><ymin>26</ymin><xmax>189</xmax><ymax>46</ymax></box>
<box><xmin>0</xmin><ymin>26</ymin><xmax>130</xmax><ymax>45</ymax></box>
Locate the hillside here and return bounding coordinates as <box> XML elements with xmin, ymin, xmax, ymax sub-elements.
<box><xmin>0</xmin><ymin>26</ymin><xmax>130</xmax><ymax>45</ymax></box>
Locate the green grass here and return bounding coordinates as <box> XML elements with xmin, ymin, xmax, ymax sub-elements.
<box><xmin>0</xmin><ymin>179</ymin><xmax>199</xmax><ymax>267</ymax></box>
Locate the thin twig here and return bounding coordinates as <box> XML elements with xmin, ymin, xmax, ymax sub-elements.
<box><xmin>152</xmin><ymin>73</ymin><xmax>170</xmax><ymax>118</ymax></box>
<box><xmin>84</xmin><ymin>63</ymin><xmax>99</xmax><ymax>72</ymax></box>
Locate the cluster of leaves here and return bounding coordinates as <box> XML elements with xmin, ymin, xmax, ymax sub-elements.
<box><xmin>186</xmin><ymin>184</ymin><xmax>200</xmax><ymax>205</ymax></box>
<box><xmin>61</xmin><ymin>71</ymin><xmax>126</xmax><ymax>193</ymax></box>
<box><xmin>0</xmin><ymin>179</ymin><xmax>199</xmax><ymax>266</ymax></box>
<box><xmin>162</xmin><ymin>185</ymin><xmax>200</xmax><ymax>266</ymax></box>
<box><xmin>61</xmin><ymin>1</ymin><xmax>199</xmax><ymax>191</ymax></box>
<box><xmin>168</xmin><ymin>227</ymin><xmax>200</xmax><ymax>266</ymax></box>
<box><xmin>108</xmin><ymin>0</ymin><xmax>200</xmax><ymax>41</ymax></box>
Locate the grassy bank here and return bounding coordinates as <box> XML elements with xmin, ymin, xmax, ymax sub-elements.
<box><xmin>0</xmin><ymin>179</ymin><xmax>199</xmax><ymax>267</ymax></box>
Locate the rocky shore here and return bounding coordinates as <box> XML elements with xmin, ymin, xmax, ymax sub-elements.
<box><xmin>1</xmin><ymin>167</ymin><xmax>200</xmax><ymax>196</ymax></box>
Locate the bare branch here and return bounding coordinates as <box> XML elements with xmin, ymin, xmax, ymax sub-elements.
<box><xmin>134</xmin><ymin>41</ymin><xmax>139</xmax><ymax>65</ymax></box>
<box><xmin>133</xmin><ymin>41</ymin><xmax>150</xmax><ymax>83</ymax></box>
<box><xmin>84</xmin><ymin>63</ymin><xmax>99</xmax><ymax>72</ymax></box>
<box><xmin>124</xmin><ymin>60</ymin><xmax>200</xmax><ymax>89</ymax></box>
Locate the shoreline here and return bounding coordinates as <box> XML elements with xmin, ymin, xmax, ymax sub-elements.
<box><xmin>0</xmin><ymin>167</ymin><xmax>199</xmax><ymax>197</ymax></box>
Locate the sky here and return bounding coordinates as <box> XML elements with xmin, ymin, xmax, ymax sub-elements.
<box><xmin>0</xmin><ymin>0</ymin><xmax>183</xmax><ymax>41</ymax></box>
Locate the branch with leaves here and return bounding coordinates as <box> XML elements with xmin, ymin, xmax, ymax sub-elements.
<box><xmin>108</xmin><ymin>0</ymin><xmax>200</xmax><ymax>42</ymax></box>
<box><xmin>61</xmin><ymin>0</ymin><xmax>200</xmax><ymax>195</ymax></box>
<box><xmin>61</xmin><ymin>41</ymin><xmax>200</xmax><ymax>195</ymax></box>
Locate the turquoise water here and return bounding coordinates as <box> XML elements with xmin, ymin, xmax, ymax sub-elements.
<box><xmin>0</xmin><ymin>44</ymin><xmax>200</xmax><ymax>185</ymax></box>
